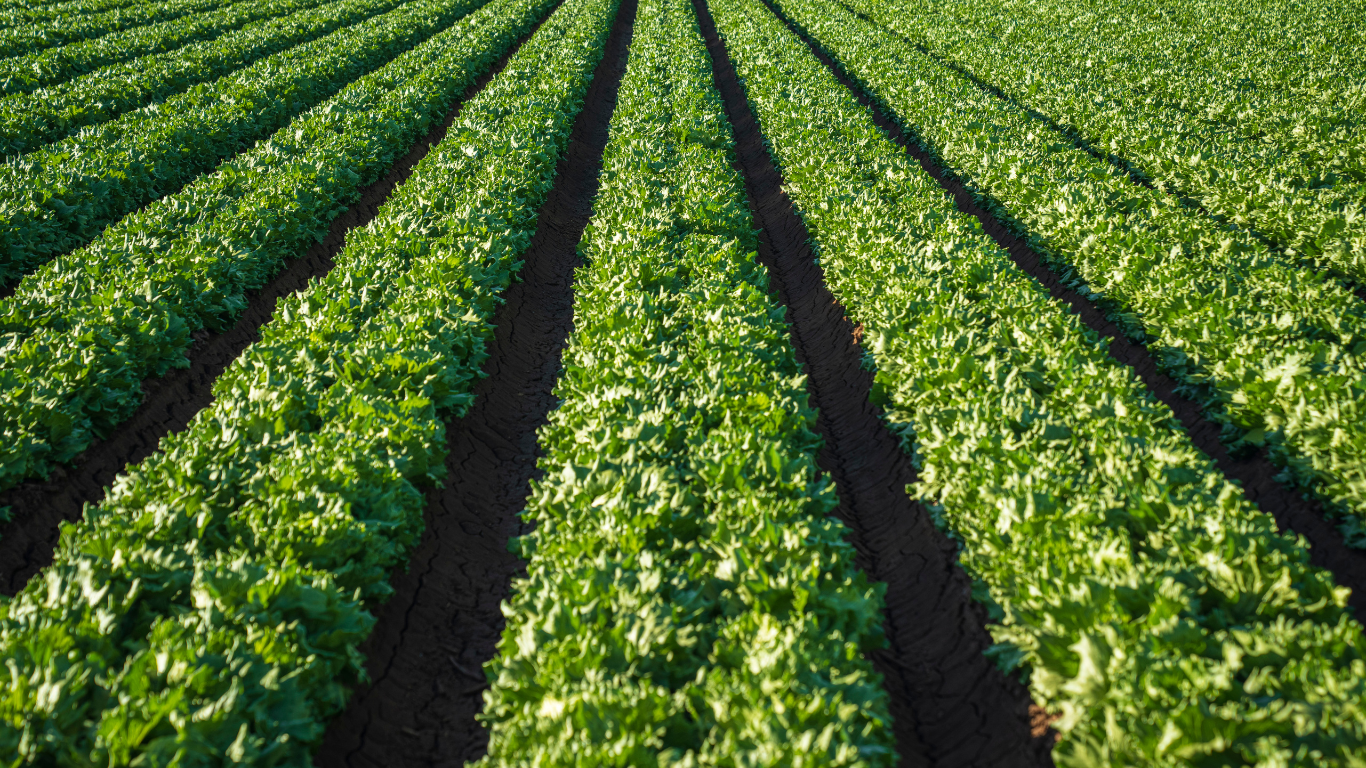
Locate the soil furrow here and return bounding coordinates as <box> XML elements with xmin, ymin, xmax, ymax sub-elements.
<box><xmin>0</xmin><ymin>12</ymin><xmax>556</xmax><ymax>596</ymax></box>
<box><xmin>761</xmin><ymin>1</ymin><xmax>1366</xmax><ymax>613</ymax></box>
<box><xmin>311</xmin><ymin>0</ymin><xmax>635</xmax><ymax>764</ymax></box>
<box><xmin>694</xmin><ymin>1</ymin><xmax>1054</xmax><ymax>765</ymax></box>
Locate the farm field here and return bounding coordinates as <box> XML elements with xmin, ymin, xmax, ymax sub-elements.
<box><xmin>0</xmin><ymin>0</ymin><xmax>1364</xmax><ymax>764</ymax></box>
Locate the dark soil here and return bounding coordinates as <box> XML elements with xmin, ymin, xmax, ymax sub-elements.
<box><xmin>760</xmin><ymin>0</ymin><xmax>1366</xmax><ymax>618</ymax></box>
<box><xmin>0</xmin><ymin>14</ymin><xmax>555</xmax><ymax>597</ymax></box>
<box><xmin>311</xmin><ymin>1</ymin><xmax>635</xmax><ymax>764</ymax></box>
<box><xmin>694</xmin><ymin>1</ymin><xmax>1055</xmax><ymax>765</ymax></box>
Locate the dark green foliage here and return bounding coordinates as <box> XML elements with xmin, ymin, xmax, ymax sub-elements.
<box><xmin>0</xmin><ymin>0</ymin><xmax>228</xmax><ymax>59</ymax></box>
<box><xmin>778</xmin><ymin>0</ymin><xmax>1366</xmax><ymax>537</ymax></box>
<box><xmin>0</xmin><ymin>0</ymin><xmax>617</xmax><ymax>761</ymax></box>
<box><xmin>0</xmin><ymin>0</ymin><xmax>486</xmax><ymax>285</ymax></box>
<box><xmin>0</xmin><ymin>0</ymin><xmax>331</xmax><ymax>98</ymax></box>
<box><xmin>0</xmin><ymin>0</ymin><xmax>392</xmax><ymax>151</ymax></box>
<box><xmin>710</xmin><ymin>0</ymin><xmax>1366</xmax><ymax>762</ymax></box>
<box><xmin>476</xmin><ymin>0</ymin><xmax>895</xmax><ymax>763</ymax></box>
<box><xmin>0</xmin><ymin>0</ymin><xmax>511</xmax><ymax>491</ymax></box>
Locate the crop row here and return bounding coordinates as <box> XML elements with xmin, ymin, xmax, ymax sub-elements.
<box><xmin>475</xmin><ymin>0</ymin><xmax>893</xmax><ymax>763</ymax></box>
<box><xmin>841</xmin><ymin>0</ymin><xmax>1366</xmax><ymax>287</ymax></box>
<box><xmin>0</xmin><ymin>0</ymin><xmax>146</xmax><ymax>25</ymax></box>
<box><xmin>0</xmin><ymin>0</ymin><xmax>478</xmax><ymax>286</ymax></box>
<box><xmin>780</xmin><ymin>0</ymin><xmax>1366</xmax><ymax>542</ymax></box>
<box><xmin>0</xmin><ymin>0</ymin><xmax>330</xmax><ymax>98</ymax></box>
<box><xmin>707</xmin><ymin>0</ymin><xmax>1366</xmax><ymax>763</ymax></box>
<box><xmin>1157</xmin><ymin>0</ymin><xmax>1364</xmax><ymax>80</ymax></box>
<box><xmin>0</xmin><ymin>0</ymin><xmax>619</xmax><ymax>759</ymax></box>
<box><xmin>1073</xmin><ymin>0</ymin><xmax>1357</xmax><ymax>108</ymax></box>
<box><xmin>0</xmin><ymin>0</ymin><xmax>408</xmax><ymax>157</ymax></box>
<box><xmin>0</xmin><ymin>0</ymin><xmax>555</xmax><ymax>497</ymax></box>
<box><xmin>1081</xmin><ymin>0</ymin><xmax>1364</xmax><ymax>133</ymax></box>
<box><xmin>0</xmin><ymin>0</ymin><xmax>228</xmax><ymax>59</ymax></box>
<box><xmin>906</xmin><ymin>0</ymin><xmax>1364</xmax><ymax>141</ymax></box>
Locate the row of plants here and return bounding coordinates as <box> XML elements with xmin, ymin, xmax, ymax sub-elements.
<box><xmin>0</xmin><ymin>0</ymin><xmax>619</xmax><ymax>760</ymax></box>
<box><xmin>1093</xmin><ymin>0</ymin><xmax>1365</xmax><ymax>125</ymax></box>
<box><xmin>0</xmin><ymin>0</ymin><xmax>227</xmax><ymax>58</ymax></box>
<box><xmin>0</xmin><ymin>0</ymin><xmax>557</xmax><ymax>494</ymax></box>
<box><xmin>707</xmin><ymin>0</ymin><xmax>1366</xmax><ymax>763</ymax></box>
<box><xmin>0</xmin><ymin>0</ymin><xmax>330</xmax><ymax>97</ymax></box>
<box><xmin>894</xmin><ymin>0</ymin><xmax>1364</xmax><ymax>142</ymax></box>
<box><xmin>1150</xmin><ymin>0</ymin><xmax>1364</xmax><ymax>72</ymax></box>
<box><xmin>840</xmin><ymin>0</ymin><xmax>1366</xmax><ymax>287</ymax></box>
<box><xmin>0</xmin><ymin>0</ymin><xmax>146</xmax><ymax>25</ymax></box>
<box><xmin>1079</xmin><ymin>0</ymin><xmax>1356</xmax><ymax>106</ymax></box>
<box><xmin>0</xmin><ymin>0</ymin><xmax>406</xmax><ymax>156</ymax></box>
<box><xmin>777</xmin><ymin>0</ymin><xmax>1366</xmax><ymax>543</ymax></box>
<box><xmin>0</xmin><ymin>0</ymin><xmax>470</xmax><ymax>285</ymax></box>
<box><xmin>475</xmin><ymin>0</ymin><xmax>894</xmax><ymax>763</ymax></box>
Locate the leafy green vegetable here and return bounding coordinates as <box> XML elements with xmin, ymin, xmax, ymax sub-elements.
<box><xmin>0</xmin><ymin>0</ymin><xmax>148</xmax><ymax>30</ymax></box>
<box><xmin>0</xmin><ymin>0</ymin><xmax>485</xmax><ymax>285</ymax></box>
<box><xmin>0</xmin><ymin>0</ymin><xmax>515</xmax><ymax>492</ymax></box>
<box><xmin>777</xmin><ymin>0</ymin><xmax>1366</xmax><ymax>541</ymax></box>
<box><xmin>841</xmin><ymin>0</ymin><xmax>1366</xmax><ymax>288</ymax></box>
<box><xmin>708</xmin><ymin>0</ymin><xmax>1366</xmax><ymax>762</ymax></box>
<box><xmin>476</xmin><ymin>0</ymin><xmax>894</xmax><ymax>763</ymax></box>
<box><xmin>0</xmin><ymin>0</ymin><xmax>619</xmax><ymax>759</ymax></box>
<box><xmin>0</xmin><ymin>0</ymin><xmax>331</xmax><ymax>98</ymax></box>
<box><xmin>0</xmin><ymin>0</ymin><xmax>229</xmax><ymax>59</ymax></box>
<box><xmin>0</xmin><ymin>0</ymin><xmax>389</xmax><ymax>150</ymax></box>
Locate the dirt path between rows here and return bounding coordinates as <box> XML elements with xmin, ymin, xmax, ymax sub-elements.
<box><xmin>761</xmin><ymin>0</ymin><xmax>1366</xmax><ymax>616</ymax></box>
<box><xmin>694</xmin><ymin>1</ymin><xmax>1055</xmax><ymax>765</ymax></box>
<box><xmin>0</xmin><ymin>10</ymin><xmax>559</xmax><ymax>596</ymax></box>
<box><xmin>311</xmin><ymin>1</ymin><xmax>636</xmax><ymax>764</ymax></box>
